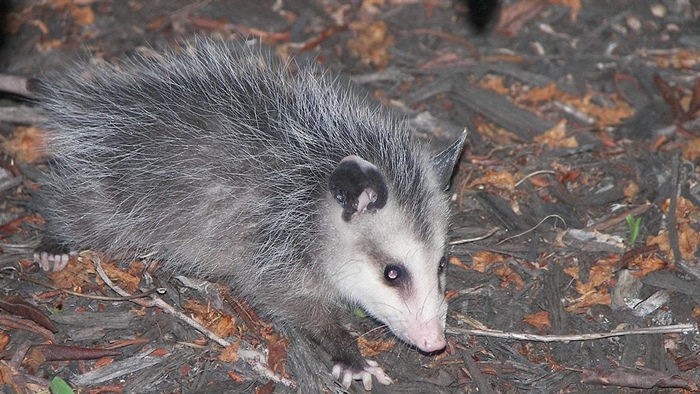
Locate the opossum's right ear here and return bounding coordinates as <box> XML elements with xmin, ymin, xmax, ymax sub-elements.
<box><xmin>432</xmin><ymin>129</ymin><xmax>468</xmax><ymax>191</ymax></box>
<box><xmin>329</xmin><ymin>155</ymin><xmax>389</xmax><ymax>222</ymax></box>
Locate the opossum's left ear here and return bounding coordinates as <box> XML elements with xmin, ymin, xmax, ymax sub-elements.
<box><xmin>329</xmin><ymin>155</ymin><xmax>389</xmax><ymax>222</ymax></box>
<box><xmin>431</xmin><ymin>129</ymin><xmax>468</xmax><ymax>191</ymax></box>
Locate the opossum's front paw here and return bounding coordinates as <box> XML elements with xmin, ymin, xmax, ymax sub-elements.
<box><xmin>332</xmin><ymin>359</ymin><xmax>392</xmax><ymax>390</ymax></box>
<box><xmin>32</xmin><ymin>251</ymin><xmax>71</xmax><ymax>272</ymax></box>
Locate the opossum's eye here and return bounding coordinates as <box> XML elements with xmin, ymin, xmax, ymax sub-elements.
<box><xmin>438</xmin><ymin>256</ymin><xmax>448</xmax><ymax>273</ymax></box>
<box><xmin>384</xmin><ymin>264</ymin><xmax>404</xmax><ymax>284</ymax></box>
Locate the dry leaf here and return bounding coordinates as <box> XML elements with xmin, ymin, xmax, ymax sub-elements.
<box><xmin>564</xmin><ymin>256</ymin><xmax>616</xmax><ymax>312</ymax></box>
<box><xmin>468</xmin><ymin>170</ymin><xmax>517</xmax><ymax>190</ymax></box>
<box><xmin>471</xmin><ymin>251</ymin><xmax>506</xmax><ymax>272</ymax></box>
<box><xmin>681</xmin><ymin>137</ymin><xmax>700</xmax><ymax>162</ymax></box>
<box><xmin>678</xmin><ymin>227</ymin><xmax>700</xmax><ymax>261</ymax></box>
<box><xmin>623</xmin><ymin>182</ymin><xmax>640</xmax><ymax>201</ymax></box>
<box><xmin>474</xmin><ymin>119</ymin><xmax>523</xmax><ymax>146</ymax></box>
<box><xmin>0</xmin><ymin>331</ymin><xmax>9</xmax><ymax>351</ymax></box>
<box><xmin>99</xmin><ymin>261</ymin><xmax>141</xmax><ymax>293</ymax></box>
<box><xmin>575</xmin><ymin>259</ymin><xmax>615</xmax><ymax>295</ymax></box>
<box><xmin>629</xmin><ymin>254</ymin><xmax>667</xmax><ymax>277</ymax></box>
<box><xmin>649</xmin><ymin>49</ymin><xmax>700</xmax><ymax>69</ymax></box>
<box><xmin>479</xmin><ymin>75</ymin><xmax>509</xmax><ymax>95</ymax></box>
<box><xmin>347</xmin><ymin>21</ymin><xmax>393</xmax><ymax>69</ymax></box>
<box><xmin>519</xmin><ymin>83</ymin><xmax>634</xmax><ymax>128</ymax></box>
<box><xmin>93</xmin><ymin>357</ymin><xmax>115</xmax><ymax>368</ymax></box>
<box><xmin>0</xmin><ymin>295</ymin><xmax>57</xmax><ymax>333</ymax></box>
<box><xmin>565</xmin><ymin>289</ymin><xmax>611</xmax><ymax>312</ymax></box>
<box><xmin>219</xmin><ymin>340</ymin><xmax>240</xmax><ymax>363</ymax></box>
<box><xmin>448</xmin><ymin>256</ymin><xmax>470</xmax><ymax>270</ymax></box>
<box><xmin>184</xmin><ymin>300</ymin><xmax>237</xmax><ymax>339</ymax></box>
<box><xmin>0</xmin><ymin>126</ymin><xmax>48</xmax><ymax>164</ymax></box>
<box><xmin>0</xmin><ymin>363</ymin><xmax>21</xmax><ymax>392</ymax></box>
<box><xmin>563</xmin><ymin>266</ymin><xmax>579</xmax><ymax>280</ymax></box>
<box><xmin>262</xmin><ymin>327</ymin><xmax>289</xmax><ymax>376</ymax></box>
<box><xmin>150</xmin><ymin>348</ymin><xmax>169</xmax><ymax>357</ymax></box>
<box><xmin>648</xmin><ymin>197</ymin><xmax>700</xmax><ymax>260</ymax></box>
<box><xmin>492</xmin><ymin>266</ymin><xmax>524</xmax><ymax>289</ymax></box>
<box><xmin>520</xmin><ymin>83</ymin><xmax>558</xmax><ymax>102</ymax></box>
<box><xmin>523</xmin><ymin>311</ymin><xmax>551</xmax><ymax>331</ymax></box>
<box><xmin>533</xmin><ymin>120</ymin><xmax>578</xmax><ymax>148</ymax></box>
<box><xmin>71</xmin><ymin>5</ymin><xmax>94</xmax><ymax>26</ymax></box>
<box><xmin>581</xmin><ymin>91</ymin><xmax>635</xmax><ymax>127</ymax></box>
<box><xmin>692</xmin><ymin>306</ymin><xmax>700</xmax><ymax>318</ymax></box>
<box><xmin>228</xmin><ymin>370</ymin><xmax>246</xmax><ymax>382</ymax></box>
<box><xmin>46</xmin><ymin>256</ymin><xmax>94</xmax><ymax>289</ymax></box>
<box><xmin>357</xmin><ymin>336</ymin><xmax>396</xmax><ymax>357</ymax></box>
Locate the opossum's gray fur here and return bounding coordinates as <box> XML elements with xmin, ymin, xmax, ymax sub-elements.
<box><xmin>34</xmin><ymin>38</ymin><xmax>460</xmax><ymax>391</ymax></box>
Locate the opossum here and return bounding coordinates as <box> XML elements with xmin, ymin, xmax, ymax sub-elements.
<box><xmin>31</xmin><ymin>39</ymin><xmax>466</xmax><ymax>390</ymax></box>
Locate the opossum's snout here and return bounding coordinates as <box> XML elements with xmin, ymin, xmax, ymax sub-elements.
<box><xmin>405</xmin><ymin>319</ymin><xmax>446</xmax><ymax>353</ymax></box>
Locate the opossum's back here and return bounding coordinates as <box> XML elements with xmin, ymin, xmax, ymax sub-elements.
<box><xmin>40</xmin><ymin>42</ymin><xmax>409</xmax><ymax>172</ymax></box>
<box><xmin>34</xmin><ymin>43</ymin><xmax>310</xmax><ymax>270</ymax></box>
<box><xmin>35</xmin><ymin>40</ymin><xmax>423</xmax><ymax>276</ymax></box>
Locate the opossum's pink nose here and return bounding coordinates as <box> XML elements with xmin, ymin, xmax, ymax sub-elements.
<box><xmin>407</xmin><ymin>321</ymin><xmax>446</xmax><ymax>352</ymax></box>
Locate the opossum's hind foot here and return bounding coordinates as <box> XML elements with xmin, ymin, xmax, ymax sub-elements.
<box><xmin>33</xmin><ymin>238</ymin><xmax>74</xmax><ymax>271</ymax></box>
<box><xmin>332</xmin><ymin>359</ymin><xmax>392</xmax><ymax>390</ymax></box>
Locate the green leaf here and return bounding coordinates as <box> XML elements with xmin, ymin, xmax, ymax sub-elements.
<box><xmin>50</xmin><ymin>377</ymin><xmax>74</xmax><ymax>394</ymax></box>
<box><xmin>626</xmin><ymin>214</ymin><xmax>642</xmax><ymax>246</ymax></box>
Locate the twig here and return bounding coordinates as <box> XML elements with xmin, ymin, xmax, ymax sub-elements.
<box><xmin>88</xmin><ymin>253</ymin><xmax>296</xmax><ymax>388</ymax></box>
<box><xmin>552</xmin><ymin>101</ymin><xmax>596</xmax><ymax>125</ymax></box>
<box><xmin>497</xmin><ymin>215</ymin><xmax>567</xmax><ymax>244</ymax></box>
<box><xmin>446</xmin><ymin>323</ymin><xmax>697</xmax><ymax>342</ymax></box>
<box><xmin>19</xmin><ymin>273</ymin><xmax>165</xmax><ymax>301</ymax></box>
<box><xmin>585</xmin><ymin>203</ymin><xmax>652</xmax><ymax>232</ymax></box>
<box><xmin>90</xmin><ymin>253</ymin><xmax>230</xmax><ymax>347</ymax></box>
<box><xmin>514</xmin><ymin>170</ymin><xmax>556</xmax><ymax>188</ymax></box>
<box><xmin>449</xmin><ymin>227</ymin><xmax>500</xmax><ymax>245</ymax></box>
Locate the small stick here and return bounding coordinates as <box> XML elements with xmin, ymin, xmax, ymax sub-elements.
<box><xmin>89</xmin><ymin>253</ymin><xmax>296</xmax><ymax>387</ymax></box>
<box><xmin>90</xmin><ymin>253</ymin><xmax>230</xmax><ymax>347</ymax></box>
<box><xmin>449</xmin><ymin>227</ymin><xmax>500</xmax><ymax>245</ymax></box>
<box><xmin>446</xmin><ymin>323</ymin><xmax>697</xmax><ymax>342</ymax></box>
<box><xmin>497</xmin><ymin>214</ymin><xmax>567</xmax><ymax>244</ymax></box>
<box><xmin>585</xmin><ymin>204</ymin><xmax>651</xmax><ymax>232</ymax></box>
<box><xmin>514</xmin><ymin>170</ymin><xmax>556</xmax><ymax>188</ymax></box>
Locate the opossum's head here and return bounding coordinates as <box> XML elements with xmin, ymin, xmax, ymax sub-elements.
<box><xmin>326</xmin><ymin>131</ymin><xmax>466</xmax><ymax>353</ymax></box>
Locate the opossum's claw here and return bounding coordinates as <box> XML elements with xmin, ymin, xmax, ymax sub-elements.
<box><xmin>33</xmin><ymin>251</ymin><xmax>71</xmax><ymax>271</ymax></box>
<box><xmin>332</xmin><ymin>359</ymin><xmax>393</xmax><ymax>390</ymax></box>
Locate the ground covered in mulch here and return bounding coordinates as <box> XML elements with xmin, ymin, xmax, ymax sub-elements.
<box><xmin>1</xmin><ymin>0</ymin><xmax>700</xmax><ymax>393</ymax></box>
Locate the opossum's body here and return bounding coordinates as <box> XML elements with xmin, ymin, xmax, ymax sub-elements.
<box><xmin>33</xmin><ymin>39</ymin><xmax>465</xmax><ymax>390</ymax></box>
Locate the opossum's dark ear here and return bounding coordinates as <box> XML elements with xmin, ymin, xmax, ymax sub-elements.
<box><xmin>431</xmin><ymin>129</ymin><xmax>468</xmax><ymax>191</ymax></box>
<box><xmin>329</xmin><ymin>155</ymin><xmax>388</xmax><ymax>222</ymax></box>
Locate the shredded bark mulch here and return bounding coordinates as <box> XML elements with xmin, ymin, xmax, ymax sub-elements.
<box><xmin>0</xmin><ymin>0</ymin><xmax>699</xmax><ymax>393</ymax></box>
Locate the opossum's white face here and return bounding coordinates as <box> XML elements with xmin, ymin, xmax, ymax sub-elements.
<box><xmin>327</xmin><ymin>200</ymin><xmax>449</xmax><ymax>353</ymax></box>
<box><xmin>327</xmin><ymin>154</ymin><xmax>453</xmax><ymax>353</ymax></box>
